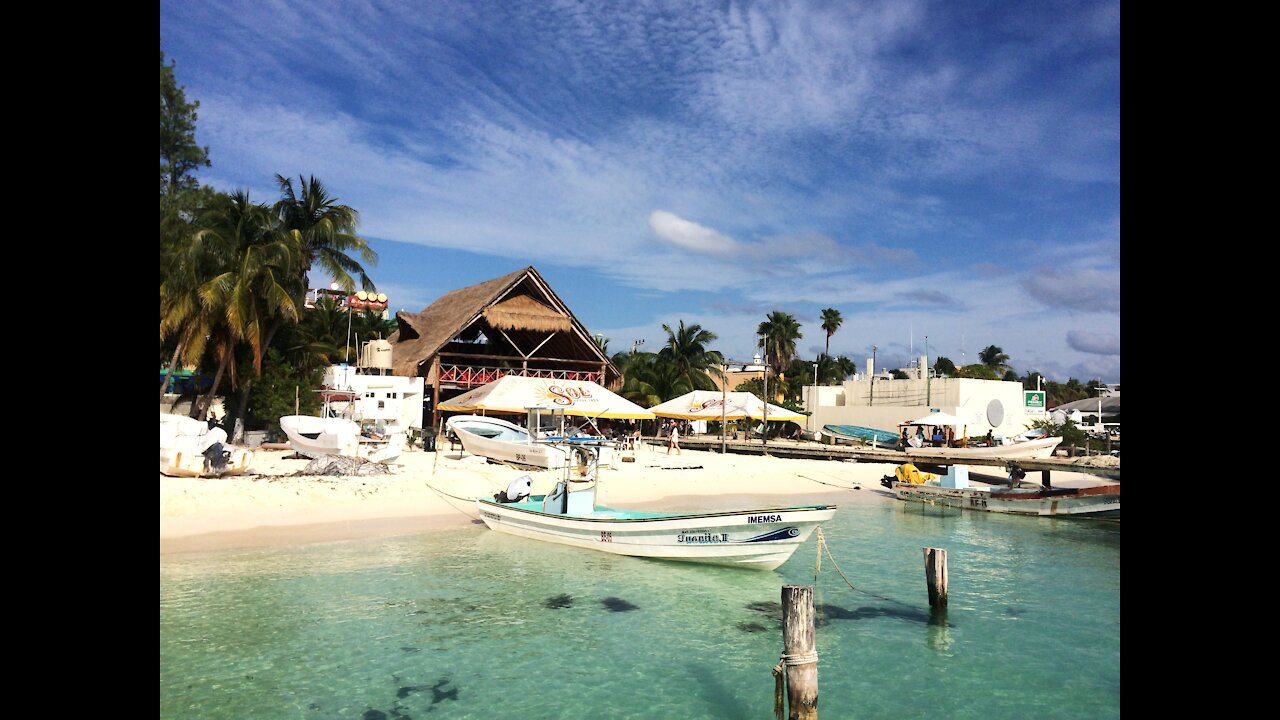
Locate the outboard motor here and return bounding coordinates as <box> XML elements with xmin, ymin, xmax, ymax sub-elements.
<box><xmin>203</xmin><ymin>442</ymin><xmax>232</xmax><ymax>475</ymax></box>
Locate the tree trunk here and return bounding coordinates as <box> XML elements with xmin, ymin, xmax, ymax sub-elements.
<box><xmin>192</xmin><ymin>344</ymin><xmax>231</xmax><ymax>421</ymax></box>
<box><xmin>233</xmin><ymin>377</ymin><xmax>253</xmax><ymax>442</ymax></box>
<box><xmin>161</xmin><ymin>344</ymin><xmax>183</xmax><ymax>400</ymax></box>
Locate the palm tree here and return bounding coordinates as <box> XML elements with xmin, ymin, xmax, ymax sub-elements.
<box><xmin>160</xmin><ymin>188</ymin><xmax>227</xmax><ymax>399</ymax></box>
<box><xmin>273</xmin><ymin>175</ymin><xmax>376</xmax><ymax>293</ymax></box>
<box><xmin>757</xmin><ymin>311</ymin><xmax>802</xmax><ymax>398</ymax></box>
<box><xmin>979</xmin><ymin>345</ymin><xmax>1010</xmax><ymax>374</ymax></box>
<box><xmin>274</xmin><ymin>174</ymin><xmax>378</xmax><ymax>295</ymax></box>
<box><xmin>189</xmin><ymin>191</ymin><xmax>300</xmax><ymax>419</ymax></box>
<box><xmin>614</xmin><ymin>352</ymin><xmax>691</xmax><ymax>407</ymax></box>
<box><xmin>820</xmin><ymin>308</ymin><xmax>843</xmax><ymax>357</ymax></box>
<box><xmin>658</xmin><ymin>320</ymin><xmax>724</xmax><ymax>392</ymax></box>
<box><xmin>835</xmin><ymin>355</ymin><xmax>857</xmax><ymax>381</ymax></box>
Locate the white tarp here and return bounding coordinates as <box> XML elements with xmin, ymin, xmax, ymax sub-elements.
<box><xmin>437</xmin><ymin>375</ymin><xmax>655</xmax><ymax>419</ymax></box>
<box><xmin>647</xmin><ymin>390</ymin><xmax>806</xmax><ymax>422</ymax></box>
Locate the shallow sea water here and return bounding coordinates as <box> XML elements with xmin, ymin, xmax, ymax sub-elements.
<box><xmin>160</xmin><ymin>499</ymin><xmax>1119</xmax><ymax>719</ymax></box>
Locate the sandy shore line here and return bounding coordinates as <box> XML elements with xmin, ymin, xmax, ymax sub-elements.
<box><xmin>160</xmin><ymin>442</ymin><xmax>1108</xmax><ymax>555</ymax></box>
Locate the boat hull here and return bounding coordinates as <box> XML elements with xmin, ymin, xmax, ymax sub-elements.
<box><xmin>448</xmin><ymin>415</ymin><xmax>614</xmax><ymax>469</ymax></box>
<box><xmin>279</xmin><ymin>415</ymin><xmax>404</xmax><ymax>463</ymax></box>
<box><xmin>904</xmin><ymin>436</ymin><xmax>1062</xmax><ymax>460</ymax></box>
<box><xmin>891</xmin><ymin>482</ymin><xmax>1119</xmax><ymax>518</ymax></box>
<box><xmin>159</xmin><ymin>413</ymin><xmax>254</xmax><ymax>477</ymax></box>
<box><xmin>476</xmin><ymin>499</ymin><xmax>836</xmax><ymax>570</ymax></box>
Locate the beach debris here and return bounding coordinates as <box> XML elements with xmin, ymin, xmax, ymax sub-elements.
<box><xmin>294</xmin><ymin>455</ymin><xmax>392</xmax><ymax>476</ymax></box>
<box><xmin>601</xmin><ymin>597</ymin><xmax>638</xmax><ymax>612</ymax></box>
<box><xmin>544</xmin><ymin>594</ymin><xmax>574</xmax><ymax>609</ymax></box>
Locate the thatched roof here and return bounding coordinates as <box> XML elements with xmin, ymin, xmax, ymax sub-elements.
<box><xmin>387</xmin><ymin>266</ymin><xmax>617</xmax><ymax>384</ymax></box>
<box><xmin>483</xmin><ymin>294</ymin><xmax>571</xmax><ymax>332</ymax></box>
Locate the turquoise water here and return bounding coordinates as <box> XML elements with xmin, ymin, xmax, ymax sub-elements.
<box><xmin>160</xmin><ymin>500</ymin><xmax>1119</xmax><ymax>719</ymax></box>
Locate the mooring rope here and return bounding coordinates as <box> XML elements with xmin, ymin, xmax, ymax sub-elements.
<box><xmin>814</xmin><ymin>527</ymin><xmax>857</xmax><ymax>590</ymax></box>
<box><xmin>772</xmin><ymin>650</ymin><xmax>820</xmax><ymax>720</ymax></box>
<box><xmin>797</xmin><ymin>473</ymin><xmax>863</xmax><ymax>491</ymax></box>
<box><xmin>422</xmin><ymin>480</ymin><xmax>482</xmax><ymax>521</ymax></box>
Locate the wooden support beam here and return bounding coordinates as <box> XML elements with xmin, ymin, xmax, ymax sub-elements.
<box><xmin>924</xmin><ymin>547</ymin><xmax>948</xmax><ymax>609</ymax></box>
<box><xmin>781</xmin><ymin>585</ymin><xmax>818</xmax><ymax>720</ymax></box>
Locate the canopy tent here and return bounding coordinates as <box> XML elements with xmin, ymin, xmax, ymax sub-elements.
<box><xmin>1051</xmin><ymin>396</ymin><xmax>1121</xmax><ymax>417</ymax></box>
<box><xmin>902</xmin><ymin>411</ymin><xmax>967</xmax><ymax>427</ymax></box>
<box><xmin>437</xmin><ymin>375</ymin><xmax>655</xmax><ymax>419</ymax></box>
<box><xmin>647</xmin><ymin>390</ymin><xmax>806</xmax><ymax>422</ymax></box>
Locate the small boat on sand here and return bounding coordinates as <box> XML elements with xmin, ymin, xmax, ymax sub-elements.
<box><xmin>279</xmin><ymin>414</ymin><xmax>405</xmax><ymax>463</ymax></box>
<box><xmin>160</xmin><ymin>413</ymin><xmax>254</xmax><ymax>477</ymax></box>
<box><xmin>447</xmin><ymin>414</ymin><xmax>614</xmax><ymax>469</ymax></box>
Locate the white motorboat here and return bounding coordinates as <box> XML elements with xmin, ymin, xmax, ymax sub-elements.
<box><xmin>446</xmin><ymin>414</ymin><xmax>615</xmax><ymax>469</ymax></box>
<box><xmin>279</xmin><ymin>414</ymin><xmax>405</xmax><ymax>463</ymax></box>
<box><xmin>476</xmin><ymin>465</ymin><xmax>835</xmax><ymax>570</ymax></box>
<box><xmin>904</xmin><ymin>435</ymin><xmax>1062</xmax><ymax>460</ymax></box>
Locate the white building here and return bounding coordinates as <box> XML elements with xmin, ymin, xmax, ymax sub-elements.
<box><xmin>321</xmin><ymin>339</ymin><xmax>427</xmax><ymax>433</ymax></box>
<box><xmin>804</xmin><ymin>355</ymin><xmax>1047</xmax><ymax>440</ymax></box>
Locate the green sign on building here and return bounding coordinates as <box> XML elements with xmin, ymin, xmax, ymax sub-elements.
<box><xmin>1024</xmin><ymin>391</ymin><xmax>1046</xmax><ymax>410</ymax></box>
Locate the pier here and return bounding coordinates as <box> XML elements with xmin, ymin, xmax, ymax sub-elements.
<box><xmin>645</xmin><ymin>435</ymin><xmax>1121</xmax><ymax>482</ymax></box>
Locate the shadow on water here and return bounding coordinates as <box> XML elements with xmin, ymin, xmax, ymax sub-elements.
<box><xmin>543</xmin><ymin>593</ymin><xmax>574</xmax><ymax>609</ymax></box>
<box><xmin>602</xmin><ymin>597</ymin><xmax>639</xmax><ymax>612</ymax></box>
<box><xmin>743</xmin><ymin>599</ymin><xmax>948</xmax><ymax>627</ymax></box>
<box><xmin>686</xmin><ymin>661</ymin><xmax>754</xmax><ymax>720</ymax></box>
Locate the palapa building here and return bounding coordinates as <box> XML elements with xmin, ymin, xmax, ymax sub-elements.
<box><xmin>387</xmin><ymin>266</ymin><xmax>619</xmax><ymax>428</ymax></box>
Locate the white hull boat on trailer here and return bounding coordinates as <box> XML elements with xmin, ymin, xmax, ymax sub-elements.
<box><xmin>279</xmin><ymin>415</ymin><xmax>405</xmax><ymax>463</ymax></box>
<box><xmin>159</xmin><ymin>413</ymin><xmax>254</xmax><ymax>477</ymax></box>
<box><xmin>446</xmin><ymin>414</ymin><xmax>614</xmax><ymax>469</ymax></box>
<box><xmin>476</xmin><ymin>480</ymin><xmax>835</xmax><ymax>570</ymax></box>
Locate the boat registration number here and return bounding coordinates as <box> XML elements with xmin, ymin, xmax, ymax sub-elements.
<box><xmin>600</xmin><ymin>531</ymin><xmax>612</xmax><ymax>543</ymax></box>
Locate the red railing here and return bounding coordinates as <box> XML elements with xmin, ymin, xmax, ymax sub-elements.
<box><xmin>438</xmin><ymin>365</ymin><xmax>604</xmax><ymax>388</ymax></box>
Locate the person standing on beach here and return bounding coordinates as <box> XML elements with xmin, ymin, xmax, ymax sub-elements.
<box><xmin>667</xmin><ymin>422</ymin><xmax>680</xmax><ymax>455</ymax></box>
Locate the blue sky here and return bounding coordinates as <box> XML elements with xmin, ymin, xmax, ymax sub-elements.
<box><xmin>160</xmin><ymin>0</ymin><xmax>1120</xmax><ymax>383</ymax></box>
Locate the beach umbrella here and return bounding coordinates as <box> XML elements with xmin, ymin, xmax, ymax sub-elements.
<box><xmin>437</xmin><ymin>375</ymin><xmax>654</xmax><ymax>419</ymax></box>
<box><xmin>648</xmin><ymin>390</ymin><xmax>806</xmax><ymax>422</ymax></box>
<box><xmin>903</xmin><ymin>411</ymin><xmax>966</xmax><ymax>427</ymax></box>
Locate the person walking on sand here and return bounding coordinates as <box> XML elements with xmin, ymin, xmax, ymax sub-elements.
<box><xmin>667</xmin><ymin>422</ymin><xmax>680</xmax><ymax>455</ymax></box>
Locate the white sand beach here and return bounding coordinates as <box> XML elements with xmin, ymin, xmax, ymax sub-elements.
<box><xmin>159</xmin><ymin>441</ymin><xmax>1112</xmax><ymax>554</ymax></box>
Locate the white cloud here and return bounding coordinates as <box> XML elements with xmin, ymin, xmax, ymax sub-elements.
<box><xmin>648</xmin><ymin>211</ymin><xmax>741</xmax><ymax>255</ymax></box>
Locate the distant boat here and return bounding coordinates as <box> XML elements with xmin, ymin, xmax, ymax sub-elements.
<box><xmin>160</xmin><ymin>413</ymin><xmax>254</xmax><ymax>478</ymax></box>
<box><xmin>476</xmin><ymin>462</ymin><xmax>835</xmax><ymax>570</ymax></box>
<box><xmin>904</xmin><ymin>436</ymin><xmax>1062</xmax><ymax>460</ymax></box>
<box><xmin>883</xmin><ymin>467</ymin><xmax>1119</xmax><ymax>519</ymax></box>
<box><xmin>279</xmin><ymin>414</ymin><xmax>405</xmax><ymax>463</ymax></box>
<box><xmin>822</xmin><ymin>424</ymin><xmax>901</xmax><ymax>448</ymax></box>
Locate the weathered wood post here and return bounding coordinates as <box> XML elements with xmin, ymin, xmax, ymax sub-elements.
<box><xmin>924</xmin><ymin>547</ymin><xmax>948</xmax><ymax>609</ymax></box>
<box><xmin>779</xmin><ymin>585</ymin><xmax>818</xmax><ymax>719</ymax></box>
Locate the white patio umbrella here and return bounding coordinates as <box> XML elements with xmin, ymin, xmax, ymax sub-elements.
<box><xmin>648</xmin><ymin>390</ymin><xmax>806</xmax><ymax>422</ymax></box>
<box><xmin>438</xmin><ymin>375</ymin><xmax>655</xmax><ymax>419</ymax></box>
<box><xmin>903</xmin><ymin>411</ymin><xmax>966</xmax><ymax>427</ymax></box>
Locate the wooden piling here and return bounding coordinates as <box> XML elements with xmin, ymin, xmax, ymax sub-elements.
<box><xmin>781</xmin><ymin>585</ymin><xmax>818</xmax><ymax>719</ymax></box>
<box><xmin>924</xmin><ymin>548</ymin><xmax>948</xmax><ymax>609</ymax></box>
